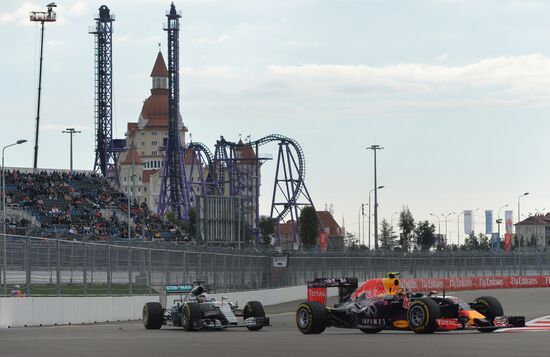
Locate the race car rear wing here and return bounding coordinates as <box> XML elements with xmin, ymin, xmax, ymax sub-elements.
<box><xmin>307</xmin><ymin>278</ymin><xmax>358</xmax><ymax>306</ymax></box>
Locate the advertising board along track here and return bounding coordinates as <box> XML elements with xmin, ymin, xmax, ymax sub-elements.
<box><xmin>400</xmin><ymin>275</ymin><xmax>550</xmax><ymax>292</ymax></box>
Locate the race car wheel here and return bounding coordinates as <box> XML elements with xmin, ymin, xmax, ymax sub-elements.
<box><xmin>473</xmin><ymin>296</ymin><xmax>503</xmax><ymax>333</ymax></box>
<box><xmin>296</xmin><ymin>302</ymin><xmax>327</xmax><ymax>334</ymax></box>
<box><xmin>142</xmin><ymin>302</ymin><xmax>163</xmax><ymax>329</ymax></box>
<box><xmin>407</xmin><ymin>298</ymin><xmax>441</xmax><ymax>334</ymax></box>
<box><xmin>182</xmin><ymin>302</ymin><xmax>203</xmax><ymax>331</ymax></box>
<box><xmin>243</xmin><ymin>301</ymin><xmax>266</xmax><ymax>331</ymax></box>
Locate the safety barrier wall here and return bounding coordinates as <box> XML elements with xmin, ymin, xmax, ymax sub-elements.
<box><xmin>401</xmin><ymin>275</ymin><xmax>550</xmax><ymax>292</ymax></box>
<box><xmin>0</xmin><ymin>295</ymin><xmax>157</xmax><ymax>328</ymax></box>
<box><xmin>3</xmin><ymin>275</ymin><xmax>550</xmax><ymax>328</ymax></box>
<box><xmin>0</xmin><ymin>285</ymin><xmax>320</xmax><ymax>328</ymax></box>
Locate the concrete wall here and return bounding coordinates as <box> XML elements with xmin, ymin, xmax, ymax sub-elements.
<box><xmin>0</xmin><ymin>296</ymin><xmax>156</xmax><ymax>328</ymax></box>
<box><xmin>0</xmin><ymin>285</ymin><xmax>322</xmax><ymax>329</ymax></box>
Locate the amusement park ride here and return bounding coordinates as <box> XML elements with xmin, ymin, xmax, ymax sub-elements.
<box><xmin>91</xmin><ymin>3</ymin><xmax>319</xmax><ymax>245</ymax></box>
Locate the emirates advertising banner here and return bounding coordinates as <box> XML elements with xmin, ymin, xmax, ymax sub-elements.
<box><xmin>485</xmin><ymin>210</ymin><xmax>493</xmax><ymax>234</ymax></box>
<box><xmin>505</xmin><ymin>210</ymin><xmax>513</xmax><ymax>234</ymax></box>
<box><xmin>464</xmin><ymin>210</ymin><xmax>473</xmax><ymax>235</ymax></box>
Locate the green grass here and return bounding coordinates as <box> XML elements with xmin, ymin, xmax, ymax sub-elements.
<box><xmin>9</xmin><ymin>284</ymin><xmax>157</xmax><ymax>297</ymax></box>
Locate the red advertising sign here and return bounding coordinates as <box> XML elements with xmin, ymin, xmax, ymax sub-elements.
<box><xmin>400</xmin><ymin>275</ymin><xmax>550</xmax><ymax>292</ymax></box>
<box><xmin>307</xmin><ymin>287</ymin><xmax>327</xmax><ymax>305</ymax></box>
<box><xmin>504</xmin><ymin>233</ymin><xmax>512</xmax><ymax>253</ymax></box>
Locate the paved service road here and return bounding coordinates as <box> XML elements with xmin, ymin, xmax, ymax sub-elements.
<box><xmin>1</xmin><ymin>288</ymin><xmax>549</xmax><ymax>357</ymax></box>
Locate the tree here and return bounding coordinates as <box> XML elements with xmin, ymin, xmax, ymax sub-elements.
<box><xmin>259</xmin><ymin>216</ymin><xmax>274</xmax><ymax>246</ymax></box>
<box><xmin>299</xmin><ymin>206</ymin><xmax>319</xmax><ymax>246</ymax></box>
<box><xmin>478</xmin><ymin>233</ymin><xmax>490</xmax><ymax>250</ymax></box>
<box><xmin>463</xmin><ymin>232</ymin><xmax>479</xmax><ymax>249</ymax></box>
<box><xmin>379</xmin><ymin>219</ymin><xmax>398</xmax><ymax>251</ymax></box>
<box><xmin>398</xmin><ymin>206</ymin><xmax>415</xmax><ymax>250</ymax></box>
<box><xmin>344</xmin><ymin>232</ymin><xmax>359</xmax><ymax>250</ymax></box>
<box><xmin>414</xmin><ymin>220</ymin><xmax>436</xmax><ymax>251</ymax></box>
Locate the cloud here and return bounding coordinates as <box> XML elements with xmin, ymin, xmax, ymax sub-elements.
<box><xmin>180</xmin><ymin>54</ymin><xmax>550</xmax><ymax>119</ymax></box>
<box><xmin>68</xmin><ymin>1</ymin><xmax>87</xmax><ymax>17</ymax></box>
<box><xmin>0</xmin><ymin>2</ymin><xmax>38</xmax><ymax>26</ymax></box>
<box><xmin>264</xmin><ymin>54</ymin><xmax>550</xmax><ymax>98</ymax></box>
<box><xmin>436</xmin><ymin>53</ymin><xmax>448</xmax><ymax>62</ymax></box>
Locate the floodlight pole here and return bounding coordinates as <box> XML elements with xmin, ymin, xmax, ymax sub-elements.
<box><xmin>30</xmin><ymin>3</ymin><xmax>57</xmax><ymax>170</ymax></box>
<box><xmin>367</xmin><ymin>145</ymin><xmax>383</xmax><ymax>250</ymax></box>
<box><xmin>62</xmin><ymin>128</ymin><xmax>81</xmax><ymax>172</ymax></box>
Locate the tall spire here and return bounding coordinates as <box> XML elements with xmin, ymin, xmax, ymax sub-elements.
<box><xmin>150</xmin><ymin>51</ymin><xmax>168</xmax><ymax>93</ymax></box>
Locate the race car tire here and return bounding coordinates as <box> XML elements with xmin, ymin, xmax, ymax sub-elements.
<box><xmin>182</xmin><ymin>302</ymin><xmax>203</xmax><ymax>331</ymax></box>
<box><xmin>243</xmin><ymin>301</ymin><xmax>266</xmax><ymax>331</ymax></box>
<box><xmin>296</xmin><ymin>302</ymin><xmax>327</xmax><ymax>334</ymax></box>
<box><xmin>473</xmin><ymin>296</ymin><xmax>503</xmax><ymax>333</ymax></box>
<box><xmin>142</xmin><ymin>302</ymin><xmax>163</xmax><ymax>329</ymax></box>
<box><xmin>407</xmin><ymin>298</ymin><xmax>441</xmax><ymax>334</ymax></box>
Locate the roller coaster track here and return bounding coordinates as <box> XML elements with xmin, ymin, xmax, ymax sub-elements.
<box><xmin>252</xmin><ymin>134</ymin><xmax>306</xmax><ymax>221</ymax></box>
<box><xmin>212</xmin><ymin>134</ymin><xmax>307</xmax><ymax>221</ymax></box>
<box><xmin>186</xmin><ymin>141</ymin><xmax>214</xmax><ymax>173</ymax></box>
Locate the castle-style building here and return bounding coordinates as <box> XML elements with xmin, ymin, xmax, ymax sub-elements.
<box><xmin>117</xmin><ymin>51</ymin><xmax>187</xmax><ymax>211</ymax></box>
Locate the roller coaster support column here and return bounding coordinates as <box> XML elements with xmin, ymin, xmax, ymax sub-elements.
<box><xmin>157</xmin><ymin>3</ymin><xmax>189</xmax><ymax>219</ymax></box>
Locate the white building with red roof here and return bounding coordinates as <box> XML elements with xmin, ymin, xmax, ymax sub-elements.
<box><xmin>118</xmin><ymin>51</ymin><xmax>187</xmax><ymax>210</ymax></box>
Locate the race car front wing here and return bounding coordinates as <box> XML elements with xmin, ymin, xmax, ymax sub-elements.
<box><xmin>435</xmin><ymin>315</ymin><xmax>525</xmax><ymax>331</ymax></box>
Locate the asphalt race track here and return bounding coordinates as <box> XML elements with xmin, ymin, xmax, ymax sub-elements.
<box><xmin>1</xmin><ymin>288</ymin><xmax>549</xmax><ymax>357</ymax></box>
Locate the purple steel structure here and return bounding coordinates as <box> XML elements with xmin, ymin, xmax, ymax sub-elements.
<box><xmin>184</xmin><ymin>141</ymin><xmax>219</xmax><ymax>204</ymax></box>
<box><xmin>213</xmin><ymin>134</ymin><xmax>318</xmax><ymax>244</ymax></box>
<box><xmin>90</xmin><ymin>5</ymin><xmax>121</xmax><ymax>182</ymax></box>
<box><xmin>157</xmin><ymin>3</ymin><xmax>189</xmax><ymax>219</ymax></box>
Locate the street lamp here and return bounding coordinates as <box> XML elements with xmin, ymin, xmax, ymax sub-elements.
<box><xmin>358</xmin><ymin>203</ymin><xmax>368</xmax><ymax>246</ymax></box>
<box><xmin>430</xmin><ymin>213</ymin><xmax>441</xmax><ymax>238</ymax></box>
<box><xmin>368</xmin><ymin>185</ymin><xmax>384</xmax><ymax>249</ymax></box>
<box><xmin>62</xmin><ymin>128</ymin><xmax>81</xmax><ymax>172</ymax></box>
<box><xmin>361</xmin><ymin>203</ymin><xmax>368</xmax><ymax>247</ymax></box>
<box><xmin>517</xmin><ymin>192</ymin><xmax>529</xmax><ymax>223</ymax></box>
<box><xmin>441</xmin><ymin>212</ymin><xmax>453</xmax><ymax>247</ymax></box>
<box><xmin>452</xmin><ymin>211</ymin><xmax>465</xmax><ymax>246</ymax></box>
<box><xmin>367</xmin><ymin>145</ymin><xmax>384</xmax><ymax>250</ymax></box>
<box><xmin>2</xmin><ymin>139</ymin><xmax>27</xmax><ymax>296</ymax></box>
<box><xmin>497</xmin><ymin>204</ymin><xmax>509</xmax><ymax>240</ymax></box>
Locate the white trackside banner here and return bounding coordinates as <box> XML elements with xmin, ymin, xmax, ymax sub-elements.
<box><xmin>464</xmin><ymin>210</ymin><xmax>473</xmax><ymax>235</ymax></box>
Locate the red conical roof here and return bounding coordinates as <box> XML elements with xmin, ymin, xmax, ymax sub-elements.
<box><xmin>151</xmin><ymin>52</ymin><xmax>168</xmax><ymax>77</ymax></box>
<box><xmin>121</xmin><ymin>146</ymin><xmax>142</xmax><ymax>165</ymax></box>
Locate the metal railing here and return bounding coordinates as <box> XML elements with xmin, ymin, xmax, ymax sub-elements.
<box><xmin>1</xmin><ymin>234</ymin><xmax>550</xmax><ymax>297</ymax></box>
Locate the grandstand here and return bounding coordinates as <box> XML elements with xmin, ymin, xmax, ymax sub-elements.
<box><xmin>2</xmin><ymin>169</ymin><xmax>183</xmax><ymax>241</ymax></box>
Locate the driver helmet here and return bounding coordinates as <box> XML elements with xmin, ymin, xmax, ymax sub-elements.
<box><xmin>197</xmin><ymin>293</ymin><xmax>209</xmax><ymax>303</ymax></box>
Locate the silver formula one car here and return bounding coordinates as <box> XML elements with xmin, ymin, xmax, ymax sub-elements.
<box><xmin>142</xmin><ymin>282</ymin><xmax>269</xmax><ymax>331</ymax></box>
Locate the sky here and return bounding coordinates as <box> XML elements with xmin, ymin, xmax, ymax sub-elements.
<box><xmin>2</xmin><ymin>0</ymin><xmax>550</xmax><ymax>246</ymax></box>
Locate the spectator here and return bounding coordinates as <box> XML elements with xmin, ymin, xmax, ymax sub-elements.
<box><xmin>10</xmin><ymin>285</ymin><xmax>24</xmax><ymax>297</ymax></box>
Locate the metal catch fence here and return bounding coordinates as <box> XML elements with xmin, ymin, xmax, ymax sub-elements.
<box><xmin>1</xmin><ymin>234</ymin><xmax>550</xmax><ymax>297</ymax></box>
